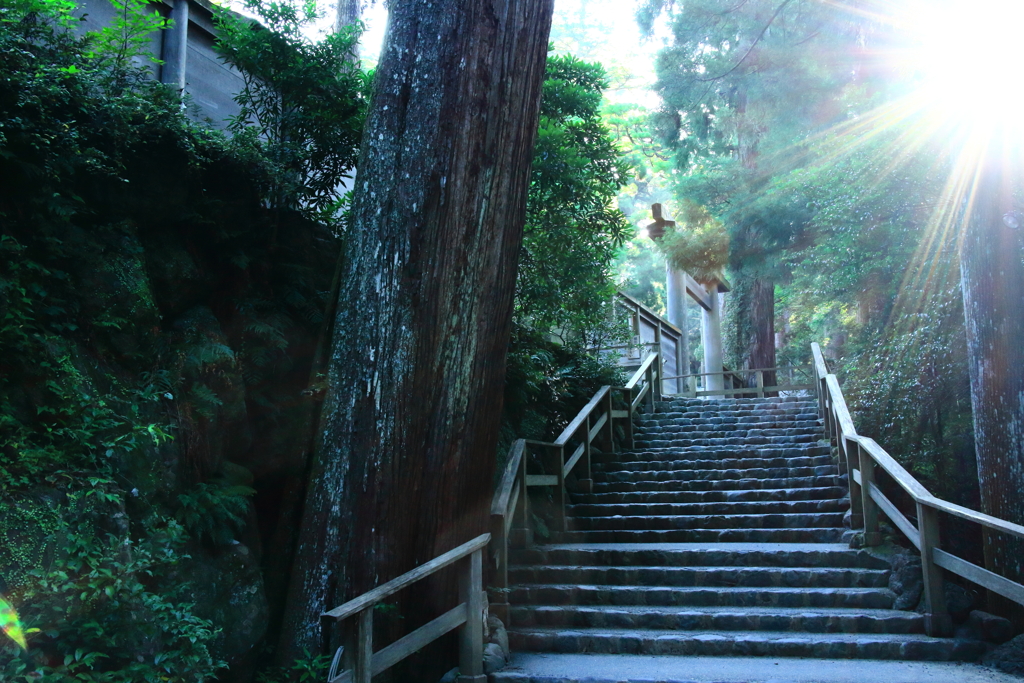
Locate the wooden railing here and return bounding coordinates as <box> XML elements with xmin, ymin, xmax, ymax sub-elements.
<box><xmin>666</xmin><ymin>365</ymin><xmax>815</xmax><ymax>398</ymax></box>
<box><xmin>812</xmin><ymin>341</ymin><xmax>1024</xmax><ymax>636</ymax></box>
<box><xmin>488</xmin><ymin>350</ymin><xmax>661</xmax><ymax>622</ymax></box>
<box><xmin>321</xmin><ymin>534</ymin><xmax>490</xmax><ymax>683</ymax></box>
<box><xmin>594</xmin><ymin>293</ymin><xmax>686</xmax><ymax>394</ymax></box>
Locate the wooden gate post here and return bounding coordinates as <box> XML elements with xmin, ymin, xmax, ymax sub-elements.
<box><xmin>857</xmin><ymin>441</ymin><xmax>882</xmax><ymax>546</ymax></box>
<box><xmin>917</xmin><ymin>503</ymin><xmax>952</xmax><ymax>637</ymax></box>
<box><xmin>458</xmin><ymin>549</ymin><xmax>486</xmax><ymax>682</ymax></box>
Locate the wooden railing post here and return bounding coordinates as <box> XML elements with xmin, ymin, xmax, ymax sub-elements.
<box><xmin>513</xmin><ymin>448</ymin><xmax>530</xmax><ymax>546</ymax></box>
<box><xmin>355</xmin><ymin>607</ymin><xmax>373</xmax><ymax>683</ymax></box>
<box><xmin>458</xmin><ymin>549</ymin><xmax>486</xmax><ymax>682</ymax></box>
<box><xmin>844</xmin><ymin>435</ymin><xmax>863</xmax><ymax>529</ymax></box>
<box><xmin>652</xmin><ymin>357</ymin><xmax>662</xmax><ymax>405</ymax></box>
<box><xmin>756</xmin><ymin>369</ymin><xmax>764</xmax><ymax>398</ymax></box>
<box><xmin>580</xmin><ymin>415</ymin><xmax>593</xmax><ymax>493</ymax></box>
<box><xmin>624</xmin><ymin>387</ymin><xmax>635</xmax><ymax>448</ymax></box>
<box><xmin>858</xmin><ymin>440</ymin><xmax>882</xmax><ymax>546</ymax></box>
<box><xmin>604</xmin><ymin>389</ymin><xmax>615</xmax><ymax>454</ymax></box>
<box><xmin>554</xmin><ymin>444</ymin><xmax>567</xmax><ymax>532</ymax></box>
<box><xmin>917</xmin><ymin>502</ymin><xmax>952</xmax><ymax>636</ymax></box>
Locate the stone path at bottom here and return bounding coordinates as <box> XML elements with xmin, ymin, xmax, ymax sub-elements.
<box><xmin>491</xmin><ymin>653</ymin><xmax>1020</xmax><ymax>683</ymax></box>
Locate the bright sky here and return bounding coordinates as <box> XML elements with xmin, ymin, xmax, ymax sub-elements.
<box><xmin>315</xmin><ymin>0</ymin><xmax>665</xmax><ymax>101</ymax></box>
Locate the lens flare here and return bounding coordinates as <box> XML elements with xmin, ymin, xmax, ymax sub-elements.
<box><xmin>0</xmin><ymin>594</ymin><xmax>27</xmax><ymax>650</ymax></box>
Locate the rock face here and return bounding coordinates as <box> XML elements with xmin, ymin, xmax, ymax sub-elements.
<box><xmin>0</xmin><ymin>191</ymin><xmax>340</xmax><ymax>672</ymax></box>
<box><xmin>961</xmin><ymin>610</ymin><xmax>1015</xmax><ymax>644</ymax></box>
<box><xmin>183</xmin><ymin>543</ymin><xmax>270</xmax><ymax>681</ymax></box>
<box><xmin>506</xmin><ymin>397</ymin><xmax>987</xmax><ymax>661</ymax></box>
<box><xmin>983</xmin><ymin>633</ymin><xmax>1024</xmax><ymax>675</ymax></box>
<box><xmin>889</xmin><ymin>551</ymin><xmax>924</xmax><ymax>610</ymax></box>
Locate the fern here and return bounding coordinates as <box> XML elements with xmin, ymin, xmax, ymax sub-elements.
<box><xmin>176</xmin><ymin>482</ymin><xmax>255</xmax><ymax>546</ymax></box>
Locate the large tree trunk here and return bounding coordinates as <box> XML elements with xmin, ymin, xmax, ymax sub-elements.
<box><xmin>334</xmin><ymin>0</ymin><xmax>360</xmax><ymax>33</ymax></box>
<box><xmin>959</xmin><ymin>149</ymin><xmax>1024</xmax><ymax>616</ymax></box>
<box><xmin>727</xmin><ymin>275</ymin><xmax>776</xmax><ymax>390</ymax></box>
<box><xmin>276</xmin><ymin>0</ymin><xmax>554</xmax><ymax>665</ymax></box>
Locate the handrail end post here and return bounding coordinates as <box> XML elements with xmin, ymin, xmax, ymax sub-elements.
<box><xmin>857</xmin><ymin>441</ymin><xmax>882</xmax><ymax>547</ymax></box>
<box><xmin>458</xmin><ymin>549</ymin><xmax>486</xmax><ymax>682</ymax></box>
<box><xmin>917</xmin><ymin>502</ymin><xmax>952</xmax><ymax>637</ymax></box>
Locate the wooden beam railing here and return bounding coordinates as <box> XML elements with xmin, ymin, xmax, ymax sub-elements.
<box><xmin>488</xmin><ymin>350</ymin><xmax>661</xmax><ymax>623</ymax></box>
<box><xmin>592</xmin><ymin>292</ymin><xmax>686</xmax><ymax>394</ymax></box>
<box><xmin>322</xmin><ymin>533</ymin><xmax>491</xmax><ymax>683</ymax></box>
<box><xmin>664</xmin><ymin>365</ymin><xmax>814</xmax><ymax>398</ymax></box>
<box><xmin>812</xmin><ymin>341</ymin><xmax>1024</xmax><ymax>637</ymax></box>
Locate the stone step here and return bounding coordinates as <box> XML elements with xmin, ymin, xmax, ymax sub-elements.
<box><xmin>634</xmin><ymin>434</ymin><xmax>821</xmax><ymax>448</ymax></box>
<box><xmin>509</xmin><ymin>543</ymin><xmax>890</xmax><ymax>570</ymax></box>
<box><xmin>567</xmin><ymin>499</ymin><xmax>848</xmax><ymax>517</ymax></box>
<box><xmin>657</xmin><ymin>397</ymin><xmax>816</xmax><ymax>406</ymax></box>
<box><xmin>655</xmin><ymin>397</ymin><xmax>815</xmax><ymax>409</ymax></box>
<box><xmin>594</xmin><ymin>465</ymin><xmax>839</xmax><ymax>484</ymax></box>
<box><xmin>594</xmin><ymin>444</ymin><xmax>833</xmax><ymax>463</ymax></box>
<box><xmin>573</xmin><ymin>486</ymin><xmax>846</xmax><ymax>504</ymax></box>
<box><xmin>507</xmin><ymin>627</ymin><xmax>986</xmax><ymax>661</ymax></box>
<box><xmin>509</xmin><ymin>605</ymin><xmax>923</xmax><ymax>634</ymax></box>
<box><xmin>508</xmin><ymin>565</ymin><xmax>889</xmax><ymax>589</ymax></box>
<box><xmin>591</xmin><ymin>475</ymin><xmax>839</xmax><ymax>493</ymax></box>
<box><xmin>637</xmin><ymin>424</ymin><xmax>823</xmax><ymax>436</ymax></box>
<box><xmin>593</xmin><ymin>454</ymin><xmax>835</xmax><ymax>472</ymax></box>
<box><xmin>548</xmin><ymin>527</ymin><xmax>846</xmax><ymax>544</ymax></box>
<box><xmin>509</xmin><ymin>584</ymin><xmax>896</xmax><ymax>609</ymax></box>
<box><xmin>492</xmin><ymin>654</ymin><xmax>1020</xmax><ymax>683</ymax></box>
<box><xmin>567</xmin><ymin>512</ymin><xmax>847</xmax><ymax>532</ymax></box>
<box><xmin>647</xmin><ymin>409</ymin><xmax>819</xmax><ymax>420</ymax></box>
<box><xmin>639</xmin><ymin>414</ymin><xmax>821</xmax><ymax>426</ymax></box>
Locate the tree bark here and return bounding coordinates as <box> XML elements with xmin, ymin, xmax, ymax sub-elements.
<box><xmin>277</xmin><ymin>0</ymin><xmax>553</xmax><ymax>665</ymax></box>
<box><xmin>728</xmin><ymin>276</ymin><xmax>776</xmax><ymax>390</ymax></box>
<box><xmin>959</xmin><ymin>147</ymin><xmax>1024</xmax><ymax>612</ymax></box>
<box><xmin>334</xmin><ymin>0</ymin><xmax>361</xmax><ymax>33</ymax></box>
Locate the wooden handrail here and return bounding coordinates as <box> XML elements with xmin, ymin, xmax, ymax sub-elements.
<box><xmin>811</xmin><ymin>341</ymin><xmax>1024</xmax><ymax>637</ymax></box>
<box><xmin>625</xmin><ymin>352</ymin><xmax>658</xmax><ymax>390</ymax></box>
<box><xmin>491</xmin><ymin>440</ymin><xmax>525</xmax><ymax>517</ymax></box>
<box><xmin>322</xmin><ymin>533</ymin><xmax>490</xmax><ymax>683</ymax></box>
<box><xmin>487</xmin><ymin>350</ymin><xmax>661</xmax><ymax>623</ymax></box>
<box><xmin>554</xmin><ymin>385</ymin><xmax>610</xmax><ymax>445</ymax></box>
<box><xmin>615</xmin><ymin>291</ymin><xmax>683</xmax><ymax>337</ymax></box>
<box><xmin>324</xmin><ymin>534</ymin><xmax>490</xmax><ymax>621</ymax></box>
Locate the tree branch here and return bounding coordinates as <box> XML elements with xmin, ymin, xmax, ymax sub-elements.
<box><xmin>696</xmin><ymin>0</ymin><xmax>796</xmax><ymax>83</ymax></box>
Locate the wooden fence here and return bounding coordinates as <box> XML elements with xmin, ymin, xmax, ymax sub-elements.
<box><xmin>665</xmin><ymin>365</ymin><xmax>816</xmax><ymax>398</ymax></box>
<box><xmin>488</xmin><ymin>351</ymin><xmax>661</xmax><ymax>622</ymax></box>
<box><xmin>813</xmin><ymin>342</ymin><xmax>1024</xmax><ymax>636</ymax></box>
<box><xmin>595</xmin><ymin>293</ymin><xmax>685</xmax><ymax>394</ymax></box>
<box><xmin>322</xmin><ymin>534</ymin><xmax>490</xmax><ymax>683</ymax></box>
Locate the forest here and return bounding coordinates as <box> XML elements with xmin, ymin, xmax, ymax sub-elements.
<box><xmin>1</xmin><ymin>0</ymin><xmax>1022</xmax><ymax>681</ymax></box>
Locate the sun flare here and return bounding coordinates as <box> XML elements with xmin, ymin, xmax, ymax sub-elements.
<box><xmin>896</xmin><ymin>0</ymin><xmax>1024</xmax><ymax>134</ymax></box>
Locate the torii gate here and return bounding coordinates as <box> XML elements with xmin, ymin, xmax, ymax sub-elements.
<box><xmin>647</xmin><ymin>204</ymin><xmax>730</xmax><ymax>392</ymax></box>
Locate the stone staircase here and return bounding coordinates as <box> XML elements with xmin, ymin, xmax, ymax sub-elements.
<box><xmin>502</xmin><ymin>396</ymin><xmax>986</xmax><ymax>664</ymax></box>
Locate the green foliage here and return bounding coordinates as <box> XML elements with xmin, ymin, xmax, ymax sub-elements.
<box><xmin>85</xmin><ymin>0</ymin><xmax>168</xmax><ymax>87</ymax></box>
<box><xmin>176</xmin><ymin>482</ymin><xmax>256</xmax><ymax>546</ymax></box>
<box><xmin>254</xmin><ymin>650</ymin><xmax>330</xmax><ymax>683</ymax></box>
<box><xmin>502</xmin><ymin>324</ymin><xmax>624</xmax><ymax>446</ymax></box>
<box><xmin>659</xmin><ymin>201</ymin><xmax>730</xmax><ymax>281</ymax></box>
<box><xmin>1</xmin><ymin>497</ymin><xmax>222</xmax><ymax>682</ymax></box>
<box><xmin>215</xmin><ymin>0</ymin><xmax>370</xmax><ymax>222</ymax></box>
<box><xmin>517</xmin><ymin>54</ymin><xmax>633</xmax><ymax>343</ymax></box>
<box><xmin>0</xmin><ymin>0</ymin><xmax>364</xmax><ymax>678</ymax></box>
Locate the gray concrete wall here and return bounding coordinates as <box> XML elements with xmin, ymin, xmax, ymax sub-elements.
<box><xmin>75</xmin><ymin>0</ymin><xmax>245</xmax><ymax>128</ymax></box>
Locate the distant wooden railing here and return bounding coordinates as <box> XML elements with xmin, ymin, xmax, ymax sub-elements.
<box><xmin>665</xmin><ymin>365</ymin><xmax>815</xmax><ymax>398</ymax></box>
<box><xmin>594</xmin><ymin>293</ymin><xmax>686</xmax><ymax>394</ymax></box>
<box><xmin>488</xmin><ymin>350</ymin><xmax>661</xmax><ymax>622</ymax></box>
<box><xmin>322</xmin><ymin>534</ymin><xmax>490</xmax><ymax>683</ymax></box>
<box><xmin>812</xmin><ymin>341</ymin><xmax>1024</xmax><ymax>637</ymax></box>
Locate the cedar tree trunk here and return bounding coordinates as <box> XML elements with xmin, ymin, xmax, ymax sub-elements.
<box><xmin>277</xmin><ymin>0</ymin><xmax>554</xmax><ymax>664</ymax></box>
<box><xmin>959</xmin><ymin>147</ymin><xmax>1024</xmax><ymax>608</ymax></box>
